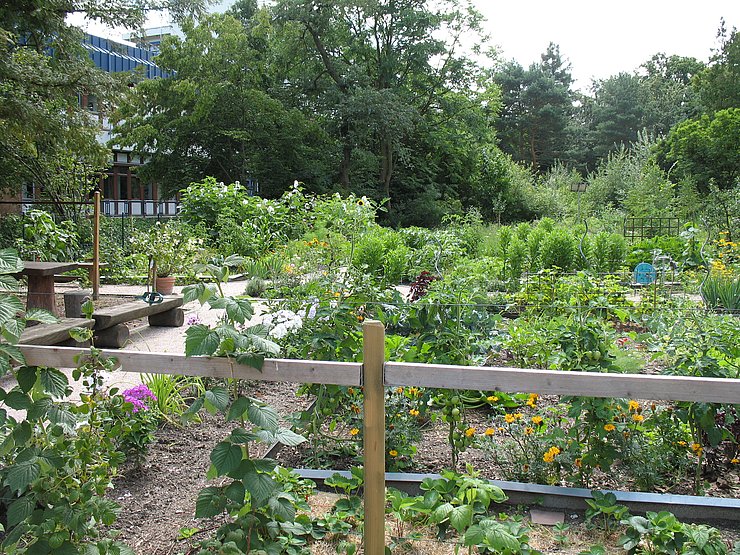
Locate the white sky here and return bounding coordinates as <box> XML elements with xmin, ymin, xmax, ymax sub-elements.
<box><xmin>71</xmin><ymin>0</ymin><xmax>739</xmax><ymax>92</ymax></box>
<box><xmin>475</xmin><ymin>0</ymin><xmax>740</xmax><ymax>90</ymax></box>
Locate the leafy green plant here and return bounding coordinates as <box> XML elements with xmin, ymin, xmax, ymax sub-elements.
<box><xmin>701</xmin><ymin>274</ymin><xmax>740</xmax><ymax>311</ymax></box>
<box><xmin>584</xmin><ymin>491</ymin><xmax>630</xmax><ymax>532</ymax></box>
<box><xmin>619</xmin><ymin>511</ymin><xmax>728</xmax><ymax>555</ymax></box>
<box><xmin>15</xmin><ymin>209</ymin><xmax>79</xmax><ymax>262</ymax></box>
<box><xmin>463</xmin><ymin>516</ymin><xmax>538</xmax><ymax>554</ymax></box>
<box><xmin>130</xmin><ymin>220</ymin><xmax>202</xmax><ymax>277</ymax></box>
<box><xmin>142</xmin><ymin>373</ymin><xmax>205</xmax><ymax>425</ymax></box>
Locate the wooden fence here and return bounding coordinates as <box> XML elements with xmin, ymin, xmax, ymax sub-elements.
<box><xmin>18</xmin><ymin>320</ymin><xmax>740</xmax><ymax>554</ymax></box>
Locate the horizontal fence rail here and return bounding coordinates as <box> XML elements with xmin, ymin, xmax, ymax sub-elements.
<box><xmin>385</xmin><ymin>362</ymin><xmax>740</xmax><ymax>404</ymax></box>
<box><xmin>18</xmin><ymin>345</ymin><xmax>361</xmax><ymax>386</ymax></box>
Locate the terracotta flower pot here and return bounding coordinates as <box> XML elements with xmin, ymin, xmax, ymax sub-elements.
<box><xmin>154</xmin><ymin>275</ymin><xmax>176</xmax><ymax>295</ymax></box>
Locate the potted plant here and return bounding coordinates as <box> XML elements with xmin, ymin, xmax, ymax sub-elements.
<box><xmin>132</xmin><ymin>221</ymin><xmax>198</xmax><ymax>294</ymax></box>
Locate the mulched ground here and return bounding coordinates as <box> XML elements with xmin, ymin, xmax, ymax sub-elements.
<box><xmin>109</xmin><ymin>378</ymin><xmax>740</xmax><ymax>555</ymax></box>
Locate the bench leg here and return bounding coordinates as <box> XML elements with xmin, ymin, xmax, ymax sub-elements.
<box><xmin>94</xmin><ymin>324</ymin><xmax>130</xmax><ymax>348</ymax></box>
<box><xmin>64</xmin><ymin>289</ymin><xmax>91</xmax><ymax>318</ymax></box>
<box><xmin>148</xmin><ymin>308</ymin><xmax>185</xmax><ymax>327</ymax></box>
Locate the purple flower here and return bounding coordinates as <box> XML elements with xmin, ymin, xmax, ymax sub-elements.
<box><xmin>186</xmin><ymin>314</ymin><xmax>201</xmax><ymax>326</ymax></box>
<box><xmin>122</xmin><ymin>384</ymin><xmax>157</xmax><ymax>413</ymax></box>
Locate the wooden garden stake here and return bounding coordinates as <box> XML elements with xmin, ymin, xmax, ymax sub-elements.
<box><xmin>92</xmin><ymin>190</ymin><xmax>100</xmax><ymax>300</ymax></box>
<box><xmin>363</xmin><ymin>320</ymin><xmax>386</xmax><ymax>554</ymax></box>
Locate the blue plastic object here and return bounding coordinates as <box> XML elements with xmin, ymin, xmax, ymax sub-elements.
<box><xmin>633</xmin><ymin>262</ymin><xmax>657</xmax><ymax>285</ymax></box>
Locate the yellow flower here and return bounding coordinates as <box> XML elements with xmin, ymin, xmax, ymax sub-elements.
<box><xmin>691</xmin><ymin>443</ymin><xmax>703</xmax><ymax>455</ymax></box>
<box><xmin>524</xmin><ymin>427</ymin><xmax>534</xmax><ymax>436</ymax></box>
<box><xmin>575</xmin><ymin>458</ymin><xmax>582</xmax><ymax>468</ymax></box>
<box><xmin>731</xmin><ymin>458</ymin><xmax>739</xmax><ymax>464</ymax></box>
<box><xmin>526</xmin><ymin>393</ymin><xmax>539</xmax><ymax>408</ymax></box>
<box><xmin>504</xmin><ymin>414</ymin><xmax>515</xmax><ymax>424</ymax></box>
<box><xmin>389</xmin><ymin>450</ymin><xmax>398</xmax><ymax>457</ymax></box>
<box><xmin>678</xmin><ymin>441</ymin><xmax>687</xmax><ymax>446</ymax></box>
<box><xmin>347</xmin><ymin>388</ymin><xmax>355</xmax><ymax>395</ymax></box>
<box><xmin>409</xmin><ymin>409</ymin><xmax>420</xmax><ymax>417</ymax></box>
<box><xmin>632</xmin><ymin>414</ymin><xmax>644</xmax><ymax>423</ymax></box>
<box><xmin>349</xmin><ymin>428</ymin><xmax>359</xmax><ymax>436</ymax></box>
<box><xmin>604</xmin><ymin>423</ymin><xmax>616</xmax><ymax>432</ymax></box>
<box><xmin>532</xmin><ymin>416</ymin><xmax>544</xmax><ymax>425</ymax></box>
<box><xmin>465</xmin><ymin>427</ymin><xmax>476</xmax><ymax>437</ymax></box>
<box><xmin>486</xmin><ymin>395</ymin><xmax>499</xmax><ymax>402</ymax></box>
<box><xmin>513</xmin><ymin>412</ymin><xmax>524</xmax><ymax>420</ymax></box>
<box><xmin>484</xmin><ymin>428</ymin><xmax>495</xmax><ymax>436</ymax></box>
<box><xmin>408</xmin><ymin>387</ymin><xmax>420</xmax><ymax>396</ymax></box>
<box><xmin>628</xmin><ymin>400</ymin><xmax>640</xmax><ymax>412</ymax></box>
<box><xmin>395</xmin><ymin>387</ymin><xmax>404</xmax><ymax>394</ymax></box>
<box><xmin>543</xmin><ymin>446</ymin><xmax>561</xmax><ymax>463</ymax></box>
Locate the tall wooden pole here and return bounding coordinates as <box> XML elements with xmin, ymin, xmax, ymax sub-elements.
<box><xmin>92</xmin><ymin>190</ymin><xmax>100</xmax><ymax>300</ymax></box>
<box><xmin>362</xmin><ymin>320</ymin><xmax>386</xmax><ymax>554</ymax></box>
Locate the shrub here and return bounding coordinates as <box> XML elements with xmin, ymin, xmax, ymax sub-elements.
<box><xmin>540</xmin><ymin>228</ymin><xmax>576</xmax><ymax>271</ymax></box>
<box><xmin>590</xmin><ymin>232</ymin><xmax>627</xmax><ymax>273</ymax></box>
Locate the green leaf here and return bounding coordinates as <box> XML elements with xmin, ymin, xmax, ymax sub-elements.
<box><xmin>430</xmin><ymin>502</ymin><xmax>454</xmax><ymax>524</ymax></box>
<box><xmin>274</xmin><ymin>428</ymin><xmax>306</xmax><ymax>447</ymax></box>
<box><xmin>0</xmin><ymin>249</ymin><xmax>24</xmax><ymax>274</ymax></box>
<box><xmin>210</xmin><ymin>442</ymin><xmax>243</xmax><ymax>475</ymax></box>
<box><xmin>243</xmin><ymin>470</ymin><xmax>277</xmax><ymax>506</ymax></box>
<box><xmin>224</xmin><ymin>480</ymin><xmax>246</xmax><ymax>504</ymax></box>
<box><xmin>195</xmin><ymin>486</ymin><xmax>226</xmax><ymax>518</ymax></box>
<box><xmin>226</xmin><ymin>396</ymin><xmax>250</xmax><ymax>421</ymax></box>
<box><xmin>235</xmin><ymin>353</ymin><xmax>264</xmax><ymax>370</ymax></box>
<box><xmin>68</xmin><ymin>327</ymin><xmax>92</xmax><ymax>343</ymax></box>
<box><xmin>185</xmin><ymin>324</ymin><xmax>220</xmax><ymax>356</ymax></box>
<box><xmin>449</xmin><ymin>504</ymin><xmax>473</xmax><ymax>533</ymax></box>
<box><xmin>268</xmin><ymin>495</ymin><xmax>296</xmax><ymax>521</ymax></box>
<box><xmin>1</xmin><ymin>318</ymin><xmax>25</xmax><ymax>343</ymax></box>
<box><xmin>0</xmin><ymin>343</ymin><xmax>24</xmax><ymax>364</ymax></box>
<box><xmin>0</xmin><ymin>274</ymin><xmax>19</xmax><ymax>291</ymax></box>
<box><xmin>7</xmin><ymin>496</ymin><xmax>35</xmax><ymax>527</ymax></box>
<box><xmin>182</xmin><ymin>283</ymin><xmax>215</xmax><ymax>305</ymax></box>
<box><xmin>38</xmin><ymin>368</ymin><xmax>69</xmax><ymax>397</ymax></box>
<box><xmin>229</xmin><ymin>427</ymin><xmax>259</xmax><ymax>443</ymax></box>
<box><xmin>25</xmin><ymin>308</ymin><xmax>58</xmax><ymax>324</ymax></box>
<box><xmin>27</xmin><ymin>398</ymin><xmax>52</xmax><ymax>421</ymax></box>
<box><xmin>5</xmin><ymin>460</ymin><xmax>40</xmax><ymax>493</ymax></box>
<box><xmin>247</xmin><ymin>400</ymin><xmax>279</xmax><ymax>432</ymax></box>
<box><xmin>16</xmin><ymin>366</ymin><xmax>37</xmax><ymax>393</ymax></box>
<box><xmin>204</xmin><ymin>386</ymin><xmax>230</xmax><ymax>412</ymax></box>
<box><xmin>0</xmin><ymin>294</ymin><xmax>24</xmax><ymax>327</ymax></box>
<box><xmin>4</xmin><ymin>390</ymin><xmax>32</xmax><ymax>410</ymax></box>
<box><xmin>47</xmin><ymin>404</ymin><xmax>77</xmax><ymax>432</ymax></box>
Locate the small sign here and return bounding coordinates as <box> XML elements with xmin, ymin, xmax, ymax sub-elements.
<box><xmin>570</xmin><ymin>183</ymin><xmax>588</xmax><ymax>193</ymax></box>
<box><xmin>634</xmin><ymin>262</ymin><xmax>657</xmax><ymax>285</ymax></box>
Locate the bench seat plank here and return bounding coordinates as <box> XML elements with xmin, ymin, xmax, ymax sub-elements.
<box><xmin>92</xmin><ymin>297</ymin><xmax>183</xmax><ymax>329</ymax></box>
<box><xmin>19</xmin><ymin>318</ymin><xmax>95</xmax><ymax>345</ymax></box>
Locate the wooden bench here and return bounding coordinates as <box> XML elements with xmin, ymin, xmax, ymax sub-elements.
<box><xmin>19</xmin><ymin>318</ymin><xmax>94</xmax><ymax>346</ymax></box>
<box><xmin>91</xmin><ymin>296</ymin><xmax>185</xmax><ymax>348</ymax></box>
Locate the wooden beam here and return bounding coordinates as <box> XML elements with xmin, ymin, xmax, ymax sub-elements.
<box><xmin>17</xmin><ymin>345</ymin><xmax>362</xmax><ymax>386</ymax></box>
<box><xmin>92</xmin><ymin>297</ymin><xmax>183</xmax><ymax>329</ymax></box>
<box><xmin>362</xmin><ymin>320</ymin><xmax>386</xmax><ymax>555</ymax></box>
<box><xmin>385</xmin><ymin>363</ymin><xmax>740</xmax><ymax>404</ymax></box>
<box><xmin>19</xmin><ymin>319</ymin><xmax>94</xmax><ymax>345</ymax></box>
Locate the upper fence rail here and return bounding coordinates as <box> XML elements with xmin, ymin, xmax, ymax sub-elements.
<box><xmin>17</xmin><ymin>344</ymin><xmax>740</xmax><ymax>405</ymax></box>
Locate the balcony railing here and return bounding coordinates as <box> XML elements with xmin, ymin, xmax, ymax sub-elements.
<box><xmin>102</xmin><ymin>199</ymin><xmax>179</xmax><ymax>217</ymax></box>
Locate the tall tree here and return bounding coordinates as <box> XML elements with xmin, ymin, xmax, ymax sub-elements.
<box><xmin>494</xmin><ymin>43</ymin><xmax>573</xmax><ymax>172</ymax></box>
<box><xmin>693</xmin><ymin>20</ymin><xmax>740</xmax><ymax>112</ymax></box>
<box><xmin>272</xmin><ymin>0</ymin><xmax>497</xmax><ymax>208</ymax></box>
<box><xmin>112</xmin><ymin>12</ymin><xmax>334</xmax><ymax>197</ymax></box>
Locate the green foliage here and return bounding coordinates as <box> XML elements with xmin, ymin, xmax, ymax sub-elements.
<box><xmin>620</xmin><ymin>511</ymin><xmax>728</xmax><ymax>555</ymax></box>
<box><xmin>352</xmin><ymin>226</ymin><xmax>410</xmax><ymax>286</ymax></box>
<box><xmin>15</xmin><ymin>210</ymin><xmax>79</xmax><ymax>262</ymax></box>
<box><xmin>130</xmin><ymin>220</ymin><xmax>203</xmax><ymax>277</ymax></box>
<box><xmin>701</xmin><ymin>274</ymin><xmax>740</xmax><ymax>311</ymax></box>
<box><xmin>539</xmin><ymin>228</ymin><xmax>577</xmax><ymax>271</ymax></box>
<box><xmin>584</xmin><ymin>491</ymin><xmax>630</xmax><ymax>532</ymax></box>
<box><xmin>659</xmin><ymin>108</ymin><xmax>740</xmax><ymax>193</ymax></box>
<box><xmin>589</xmin><ymin>232</ymin><xmax>627</xmax><ymax>273</ymax></box>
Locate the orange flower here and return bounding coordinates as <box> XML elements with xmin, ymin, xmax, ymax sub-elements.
<box><xmin>465</xmin><ymin>427</ymin><xmax>476</xmax><ymax>437</ymax></box>
<box><xmin>575</xmin><ymin>458</ymin><xmax>582</xmax><ymax>468</ymax></box>
<box><xmin>484</xmin><ymin>428</ymin><xmax>495</xmax><ymax>436</ymax></box>
<box><xmin>504</xmin><ymin>414</ymin><xmax>515</xmax><ymax>424</ymax></box>
<box><xmin>532</xmin><ymin>416</ymin><xmax>544</xmax><ymax>425</ymax></box>
<box><xmin>628</xmin><ymin>400</ymin><xmax>640</xmax><ymax>412</ymax></box>
<box><xmin>389</xmin><ymin>450</ymin><xmax>398</xmax><ymax>457</ymax></box>
<box><xmin>632</xmin><ymin>414</ymin><xmax>644</xmax><ymax>423</ymax></box>
<box><xmin>524</xmin><ymin>427</ymin><xmax>534</xmax><ymax>436</ymax></box>
<box><xmin>604</xmin><ymin>423</ymin><xmax>616</xmax><ymax>432</ymax></box>
<box><xmin>349</xmin><ymin>428</ymin><xmax>359</xmax><ymax>436</ymax></box>
<box><xmin>409</xmin><ymin>409</ymin><xmax>420</xmax><ymax>417</ymax></box>
<box><xmin>543</xmin><ymin>446</ymin><xmax>561</xmax><ymax>463</ymax></box>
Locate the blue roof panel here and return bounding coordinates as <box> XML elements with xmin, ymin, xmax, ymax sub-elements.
<box><xmin>83</xmin><ymin>34</ymin><xmax>167</xmax><ymax>79</ymax></box>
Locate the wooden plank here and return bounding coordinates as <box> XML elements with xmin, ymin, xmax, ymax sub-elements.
<box><xmin>362</xmin><ymin>320</ymin><xmax>386</xmax><ymax>555</ymax></box>
<box><xmin>17</xmin><ymin>345</ymin><xmax>362</xmax><ymax>386</ymax></box>
<box><xmin>92</xmin><ymin>297</ymin><xmax>183</xmax><ymax>329</ymax></box>
<box><xmin>385</xmin><ymin>362</ymin><xmax>740</xmax><ymax>404</ymax></box>
<box><xmin>19</xmin><ymin>319</ymin><xmax>94</xmax><ymax>345</ymax></box>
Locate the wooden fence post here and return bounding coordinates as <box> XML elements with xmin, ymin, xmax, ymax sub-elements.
<box><xmin>363</xmin><ymin>320</ymin><xmax>385</xmax><ymax>554</ymax></box>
